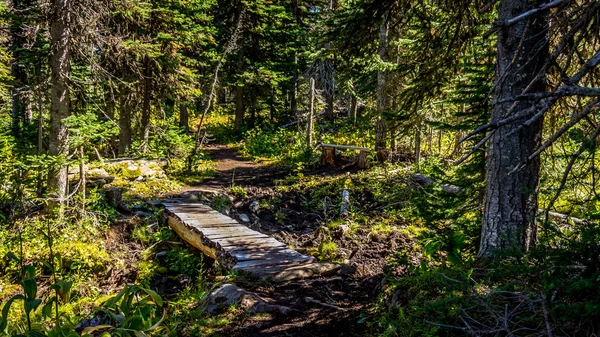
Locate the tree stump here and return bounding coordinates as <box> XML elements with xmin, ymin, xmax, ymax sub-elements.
<box><xmin>375</xmin><ymin>119</ymin><xmax>388</xmax><ymax>162</ymax></box>
<box><xmin>357</xmin><ymin>150</ymin><xmax>369</xmax><ymax>169</ymax></box>
<box><xmin>377</xmin><ymin>148</ymin><xmax>391</xmax><ymax>162</ymax></box>
<box><xmin>105</xmin><ymin>187</ymin><xmax>130</xmax><ymax>213</ymax></box>
<box><xmin>321</xmin><ymin>147</ymin><xmax>336</xmax><ymax>167</ymax></box>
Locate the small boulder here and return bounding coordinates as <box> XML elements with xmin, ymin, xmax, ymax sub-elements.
<box><xmin>338</xmin><ymin>263</ymin><xmax>357</xmax><ymax>276</ymax></box>
<box><xmin>249</xmin><ymin>200</ymin><xmax>260</xmax><ymax>213</ymax></box>
<box><xmin>272</xmin><ymin>262</ymin><xmax>340</xmax><ymax>283</ymax></box>
<box><xmin>134</xmin><ymin>210</ymin><xmax>152</xmax><ymax>218</ymax></box>
<box><xmin>202</xmin><ymin>284</ymin><xmax>292</xmax><ymax>314</ymax></box>
<box><xmin>333</xmin><ymin>225</ymin><xmax>350</xmax><ymax>239</ymax></box>
<box><xmin>239</xmin><ymin>214</ymin><xmax>251</xmax><ymax>223</ymax></box>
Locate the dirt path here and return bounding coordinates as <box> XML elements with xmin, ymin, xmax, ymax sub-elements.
<box><xmin>185</xmin><ymin>144</ymin><xmax>285</xmax><ymax>192</ymax></box>
<box><xmin>175</xmin><ymin>144</ymin><xmax>378</xmax><ymax>337</ymax></box>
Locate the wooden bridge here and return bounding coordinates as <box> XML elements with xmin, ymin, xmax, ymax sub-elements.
<box><xmin>150</xmin><ymin>199</ymin><xmax>335</xmax><ymax>279</ymax></box>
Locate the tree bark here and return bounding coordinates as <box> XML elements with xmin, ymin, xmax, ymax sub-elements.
<box><xmin>234</xmin><ymin>85</ymin><xmax>245</xmax><ymax>134</ymax></box>
<box><xmin>350</xmin><ymin>95</ymin><xmax>358</xmax><ymax>123</ymax></box>
<box><xmin>307</xmin><ymin>78</ymin><xmax>315</xmax><ymax>146</ymax></box>
<box><xmin>375</xmin><ymin>119</ymin><xmax>388</xmax><ymax>161</ymax></box>
<box><xmin>10</xmin><ymin>0</ymin><xmax>35</xmax><ymax>136</ymax></box>
<box><xmin>291</xmin><ymin>54</ymin><xmax>298</xmax><ymax>119</ymax></box>
<box><xmin>179</xmin><ymin>103</ymin><xmax>189</xmax><ymax>133</ymax></box>
<box><xmin>47</xmin><ymin>0</ymin><xmax>71</xmax><ymax>211</ymax></box>
<box><xmin>377</xmin><ymin>11</ymin><xmax>389</xmax><ymax>113</ymax></box>
<box><xmin>104</xmin><ymin>84</ymin><xmax>116</xmax><ymax>120</ymax></box>
<box><xmin>326</xmin><ymin>88</ymin><xmax>334</xmax><ymax>122</ymax></box>
<box><xmin>118</xmin><ymin>84</ymin><xmax>132</xmax><ymax>155</ymax></box>
<box><xmin>141</xmin><ymin>57</ymin><xmax>152</xmax><ymax>154</ymax></box>
<box><xmin>478</xmin><ymin>0</ymin><xmax>549</xmax><ymax>258</ymax></box>
<box><xmin>37</xmin><ymin>91</ymin><xmax>44</xmax><ymax>198</ymax></box>
<box><xmin>414</xmin><ymin>122</ymin><xmax>421</xmax><ymax>164</ymax></box>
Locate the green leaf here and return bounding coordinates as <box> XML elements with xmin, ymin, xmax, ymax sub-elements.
<box><xmin>123</xmin><ymin>315</ymin><xmax>145</xmax><ymax>330</ymax></box>
<box><xmin>104</xmin><ymin>286</ymin><xmax>131</xmax><ymax>309</ymax></box>
<box><xmin>1</xmin><ymin>294</ymin><xmax>25</xmax><ymax>331</ymax></box>
<box><xmin>26</xmin><ymin>299</ymin><xmax>42</xmax><ymax>314</ymax></box>
<box><xmin>141</xmin><ymin>288</ymin><xmax>163</xmax><ymax>307</ymax></box>
<box><xmin>23</xmin><ymin>265</ymin><xmax>35</xmax><ymax>279</ymax></box>
<box><xmin>5</xmin><ymin>252</ymin><xmax>21</xmax><ymax>264</ymax></box>
<box><xmin>42</xmin><ymin>297</ymin><xmax>57</xmax><ymax>318</ymax></box>
<box><xmin>52</xmin><ymin>281</ymin><xmax>73</xmax><ymax>303</ymax></box>
<box><xmin>27</xmin><ymin>330</ymin><xmax>47</xmax><ymax>337</ymax></box>
<box><xmin>82</xmin><ymin>325</ymin><xmax>113</xmax><ymax>335</ymax></box>
<box><xmin>21</xmin><ymin>277</ymin><xmax>38</xmax><ymax>300</ymax></box>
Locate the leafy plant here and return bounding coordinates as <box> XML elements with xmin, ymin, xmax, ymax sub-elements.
<box><xmin>85</xmin><ymin>285</ymin><xmax>167</xmax><ymax>337</ymax></box>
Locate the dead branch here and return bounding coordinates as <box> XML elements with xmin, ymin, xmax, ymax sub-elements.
<box><xmin>544</xmin><ymin>123</ymin><xmax>600</xmax><ymax>225</ymax></box>
<box><xmin>484</xmin><ymin>0</ymin><xmax>566</xmax><ymax>37</ymax></box>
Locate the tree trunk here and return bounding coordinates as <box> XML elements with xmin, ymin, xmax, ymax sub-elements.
<box><xmin>375</xmin><ymin>119</ymin><xmax>388</xmax><ymax>161</ymax></box>
<box><xmin>376</xmin><ymin>11</ymin><xmax>389</xmax><ymax>113</ymax></box>
<box><xmin>179</xmin><ymin>103</ymin><xmax>189</xmax><ymax>133</ymax></box>
<box><xmin>427</xmin><ymin>126</ymin><xmax>433</xmax><ymax>153</ymax></box>
<box><xmin>118</xmin><ymin>84</ymin><xmax>132</xmax><ymax>155</ymax></box>
<box><xmin>375</xmin><ymin>119</ymin><xmax>387</xmax><ymax>152</ymax></box>
<box><xmin>415</xmin><ymin>122</ymin><xmax>421</xmax><ymax>164</ymax></box>
<box><xmin>79</xmin><ymin>146</ymin><xmax>85</xmax><ymax>212</ymax></box>
<box><xmin>478</xmin><ymin>0</ymin><xmax>549</xmax><ymax>258</ymax></box>
<box><xmin>10</xmin><ymin>0</ymin><xmax>35</xmax><ymax>136</ymax></box>
<box><xmin>11</xmin><ymin>93</ymin><xmax>22</xmax><ymax>136</ymax></box>
<box><xmin>350</xmin><ymin>95</ymin><xmax>358</xmax><ymax>123</ymax></box>
<box><xmin>307</xmin><ymin>78</ymin><xmax>315</xmax><ymax>146</ymax></box>
<box><xmin>37</xmin><ymin>91</ymin><xmax>44</xmax><ymax>198</ymax></box>
<box><xmin>326</xmin><ymin>88</ymin><xmax>334</xmax><ymax>122</ymax></box>
<box><xmin>234</xmin><ymin>86</ymin><xmax>245</xmax><ymax>134</ymax></box>
<box><xmin>47</xmin><ymin>0</ymin><xmax>71</xmax><ymax>212</ymax></box>
<box><xmin>141</xmin><ymin>57</ymin><xmax>152</xmax><ymax>154</ymax></box>
<box><xmin>291</xmin><ymin>54</ymin><xmax>298</xmax><ymax>119</ymax></box>
<box><xmin>104</xmin><ymin>84</ymin><xmax>117</xmax><ymax>152</ymax></box>
<box><xmin>104</xmin><ymin>84</ymin><xmax>116</xmax><ymax>120</ymax></box>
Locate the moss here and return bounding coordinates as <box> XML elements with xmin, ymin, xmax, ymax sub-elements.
<box><xmin>54</xmin><ymin>242</ymin><xmax>112</xmax><ymax>276</ymax></box>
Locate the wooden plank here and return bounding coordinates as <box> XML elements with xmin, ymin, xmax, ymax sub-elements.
<box><xmin>205</xmin><ymin>233</ymin><xmax>270</xmax><ymax>240</ymax></box>
<box><xmin>232</xmin><ymin>249</ymin><xmax>313</xmax><ymax>264</ymax></box>
<box><xmin>228</xmin><ymin>247</ymin><xmax>290</xmax><ymax>260</ymax></box>
<box><xmin>220</xmin><ymin>241</ymin><xmax>287</xmax><ymax>251</ymax></box>
<box><xmin>321</xmin><ymin>143</ymin><xmax>371</xmax><ymax>151</ymax></box>
<box><xmin>154</xmin><ymin>200</ymin><xmax>320</xmax><ymax>279</ymax></box>
<box><xmin>215</xmin><ymin>237</ymin><xmax>286</xmax><ymax>247</ymax></box>
<box><xmin>233</xmin><ymin>256</ymin><xmax>313</xmax><ymax>269</ymax></box>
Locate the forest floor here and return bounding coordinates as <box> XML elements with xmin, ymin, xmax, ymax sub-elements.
<box><xmin>168</xmin><ymin>144</ymin><xmax>400</xmax><ymax>336</ymax></box>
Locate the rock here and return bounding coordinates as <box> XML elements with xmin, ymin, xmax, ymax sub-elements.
<box><xmin>239</xmin><ymin>214</ymin><xmax>251</xmax><ymax>223</ymax></box>
<box><xmin>249</xmin><ymin>200</ymin><xmax>260</xmax><ymax>213</ymax></box>
<box><xmin>75</xmin><ymin>312</ymin><xmax>112</xmax><ymax>334</ymax></box>
<box><xmin>134</xmin><ymin>210</ymin><xmax>152</xmax><ymax>218</ymax></box>
<box><xmin>202</xmin><ymin>284</ymin><xmax>293</xmax><ymax>315</ymax></box>
<box><xmin>338</xmin><ymin>263</ymin><xmax>357</xmax><ymax>276</ymax></box>
<box><xmin>180</xmin><ymin>274</ymin><xmax>192</xmax><ymax>285</ymax></box>
<box><xmin>272</xmin><ymin>262</ymin><xmax>341</xmax><ymax>283</ymax></box>
<box><xmin>333</xmin><ymin>225</ymin><xmax>350</xmax><ymax>239</ymax></box>
<box><xmin>103</xmin><ymin>159</ymin><xmax>167</xmax><ymax>181</ymax></box>
<box><xmin>87</xmin><ymin>168</ymin><xmax>115</xmax><ymax>182</ymax></box>
<box><xmin>337</xmin><ymin>248</ymin><xmax>352</xmax><ymax>259</ymax></box>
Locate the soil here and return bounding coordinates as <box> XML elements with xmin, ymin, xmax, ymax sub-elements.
<box><xmin>174</xmin><ymin>145</ymin><xmax>405</xmax><ymax>336</ymax></box>
<box><xmin>185</xmin><ymin>144</ymin><xmax>288</xmax><ymax>191</ymax></box>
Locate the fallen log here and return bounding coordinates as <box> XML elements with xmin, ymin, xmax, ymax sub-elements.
<box><xmin>538</xmin><ymin>209</ymin><xmax>590</xmax><ymax>225</ymax></box>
